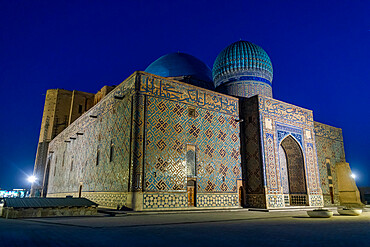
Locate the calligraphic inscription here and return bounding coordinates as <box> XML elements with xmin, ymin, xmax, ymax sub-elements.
<box><xmin>314</xmin><ymin>122</ymin><xmax>343</xmax><ymax>141</ymax></box>
<box><xmin>259</xmin><ymin>97</ymin><xmax>313</xmax><ymax>126</ymax></box>
<box><xmin>138</xmin><ymin>73</ymin><xmax>238</xmax><ymax>116</ymax></box>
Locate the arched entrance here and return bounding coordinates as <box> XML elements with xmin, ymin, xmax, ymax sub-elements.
<box><xmin>279</xmin><ymin>135</ymin><xmax>307</xmax><ymax>206</ymax></box>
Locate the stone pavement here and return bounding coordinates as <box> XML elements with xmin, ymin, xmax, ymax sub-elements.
<box><xmin>0</xmin><ymin>208</ymin><xmax>369</xmax><ymax>246</ymax></box>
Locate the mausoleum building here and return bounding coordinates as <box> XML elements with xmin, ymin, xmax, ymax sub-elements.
<box><xmin>31</xmin><ymin>41</ymin><xmax>362</xmax><ymax>210</ymax></box>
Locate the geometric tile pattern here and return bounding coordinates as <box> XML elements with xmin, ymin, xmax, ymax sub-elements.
<box><xmin>145</xmin><ymin>95</ymin><xmax>241</xmax><ymax>194</ymax></box>
<box><xmin>267</xmin><ymin>194</ymin><xmax>284</xmax><ymax>208</ymax></box>
<box><xmin>197</xmin><ymin>194</ymin><xmax>239</xmax><ymax>207</ymax></box>
<box><xmin>309</xmin><ymin>194</ymin><xmax>324</xmax><ymax>207</ymax></box>
<box><xmin>143</xmin><ymin>193</ymin><xmax>187</xmax><ymax>209</ymax></box>
<box><xmin>83</xmin><ymin>192</ymin><xmax>128</xmax><ymax>209</ymax></box>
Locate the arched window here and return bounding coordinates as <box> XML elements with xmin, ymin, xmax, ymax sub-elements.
<box><xmin>186</xmin><ymin>144</ymin><xmax>196</xmax><ymax>176</ymax></box>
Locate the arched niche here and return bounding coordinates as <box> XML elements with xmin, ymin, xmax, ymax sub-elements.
<box><xmin>280</xmin><ymin>135</ymin><xmax>307</xmax><ymax>206</ymax></box>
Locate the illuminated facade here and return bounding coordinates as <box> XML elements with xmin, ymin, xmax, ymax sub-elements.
<box><xmin>32</xmin><ymin>41</ymin><xmax>362</xmax><ymax>210</ymax></box>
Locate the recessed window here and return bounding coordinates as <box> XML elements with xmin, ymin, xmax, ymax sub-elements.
<box><xmin>186</xmin><ymin>144</ymin><xmax>196</xmax><ymax>176</ymax></box>
<box><xmin>62</xmin><ymin>151</ymin><xmax>65</xmax><ymax>167</ymax></box>
<box><xmin>54</xmin><ymin>160</ymin><xmax>57</xmax><ymax>177</ymax></box>
<box><xmin>136</xmin><ymin>174</ymin><xmax>141</xmax><ymax>188</ymax></box>
<box><xmin>110</xmin><ymin>143</ymin><xmax>114</xmax><ymax>162</ymax></box>
<box><xmin>70</xmin><ymin>160</ymin><xmax>73</xmax><ymax>171</ymax></box>
<box><xmin>96</xmin><ymin>150</ymin><xmax>100</xmax><ymax>166</ymax></box>
<box><xmin>188</xmin><ymin>107</ymin><xmax>196</xmax><ymax>118</ymax></box>
<box><xmin>326</xmin><ymin>162</ymin><xmax>332</xmax><ymax>177</ymax></box>
<box><xmin>78</xmin><ymin>104</ymin><xmax>83</xmax><ymax>114</ymax></box>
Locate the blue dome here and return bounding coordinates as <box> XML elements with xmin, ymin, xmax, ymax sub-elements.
<box><xmin>212</xmin><ymin>41</ymin><xmax>273</xmax><ymax>88</ymax></box>
<box><xmin>145</xmin><ymin>52</ymin><xmax>214</xmax><ymax>90</ymax></box>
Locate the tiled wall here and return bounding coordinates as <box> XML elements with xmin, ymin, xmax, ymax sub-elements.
<box><xmin>144</xmin><ymin>96</ymin><xmax>241</xmax><ymax>194</ymax></box>
<box><xmin>314</xmin><ymin>121</ymin><xmax>345</xmax><ymax>206</ymax></box>
<box><xmin>139</xmin><ymin>73</ymin><xmax>242</xmax><ymax>208</ymax></box>
<box><xmin>47</xmin><ymin>75</ymin><xmax>136</xmax><ymax>204</ymax></box>
<box><xmin>47</xmin><ymin>72</ymin><xmax>242</xmax><ymax>209</ymax></box>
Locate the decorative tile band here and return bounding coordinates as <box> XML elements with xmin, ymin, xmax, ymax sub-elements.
<box><xmin>220</xmin><ymin>80</ymin><xmax>272</xmax><ymax>98</ymax></box>
<box><xmin>138</xmin><ymin>72</ymin><xmax>239</xmax><ymax>116</ymax></box>
<box><xmin>265</xmin><ymin>133</ymin><xmax>279</xmax><ymax>192</ymax></box>
<box><xmin>224</xmin><ymin>76</ymin><xmax>272</xmax><ymax>86</ymax></box>
<box><xmin>259</xmin><ymin>97</ymin><xmax>313</xmax><ymax>126</ymax></box>
<box><xmin>143</xmin><ymin>193</ymin><xmax>239</xmax><ymax>209</ymax></box>
<box><xmin>197</xmin><ymin>193</ymin><xmax>239</xmax><ymax>207</ymax></box>
<box><xmin>143</xmin><ymin>193</ymin><xmax>188</xmax><ymax>209</ymax></box>
<box><xmin>267</xmin><ymin>194</ymin><xmax>284</xmax><ymax>208</ymax></box>
<box><xmin>309</xmin><ymin>195</ymin><xmax>324</xmax><ymax>207</ymax></box>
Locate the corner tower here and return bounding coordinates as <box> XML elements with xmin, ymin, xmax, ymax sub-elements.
<box><xmin>212</xmin><ymin>41</ymin><xmax>273</xmax><ymax>98</ymax></box>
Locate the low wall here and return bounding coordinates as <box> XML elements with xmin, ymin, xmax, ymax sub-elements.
<box><xmin>1</xmin><ymin>206</ymin><xmax>97</xmax><ymax>219</ymax></box>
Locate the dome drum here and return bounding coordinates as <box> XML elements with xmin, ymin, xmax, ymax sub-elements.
<box><xmin>214</xmin><ymin>69</ymin><xmax>272</xmax><ymax>88</ymax></box>
<box><xmin>217</xmin><ymin>80</ymin><xmax>272</xmax><ymax>98</ymax></box>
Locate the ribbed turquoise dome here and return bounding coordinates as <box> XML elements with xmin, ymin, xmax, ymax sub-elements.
<box><xmin>212</xmin><ymin>41</ymin><xmax>273</xmax><ymax>88</ymax></box>
<box><xmin>145</xmin><ymin>52</ymin><xmax>214</xmax><ymax>90</ymax></box>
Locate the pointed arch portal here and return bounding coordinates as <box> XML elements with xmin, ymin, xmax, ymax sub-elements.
<box><xmin>280</xmin><ymin>135</ymin><xmax>308</xmax><ymax>206</ymax></box>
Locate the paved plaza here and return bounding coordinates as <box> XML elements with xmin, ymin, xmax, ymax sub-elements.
<box><xmin>0</xmin><ymin>208</ymin><xmax>369</xmax><ymax>246</ymax></box>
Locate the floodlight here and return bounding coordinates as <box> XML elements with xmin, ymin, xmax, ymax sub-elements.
<box><xmin>27</xmin><ymin>175</ymin><xmax>37</xmax><ymax>183</ymax></box>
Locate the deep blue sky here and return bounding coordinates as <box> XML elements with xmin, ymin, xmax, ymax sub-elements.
<box><xmin>0</xmin><ymin>0</ymin><xmax>369</xmax><ymax>189</ymax></box>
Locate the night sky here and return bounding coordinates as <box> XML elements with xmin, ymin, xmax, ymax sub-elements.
<box><xmin>0</xmin><ymin>0</ymin><xmax>369</xmax><ymax>189</ymax></box>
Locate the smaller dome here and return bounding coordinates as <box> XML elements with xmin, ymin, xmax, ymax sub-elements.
<box><xmin>212</xmin><ymin>41</ymin><xmax>273</xmax><ymax>88</ymax></box>
<box><xmin>145</xmin><ymin>52</ymin><xmax>214</xmax><ymax>90</ymax></box>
